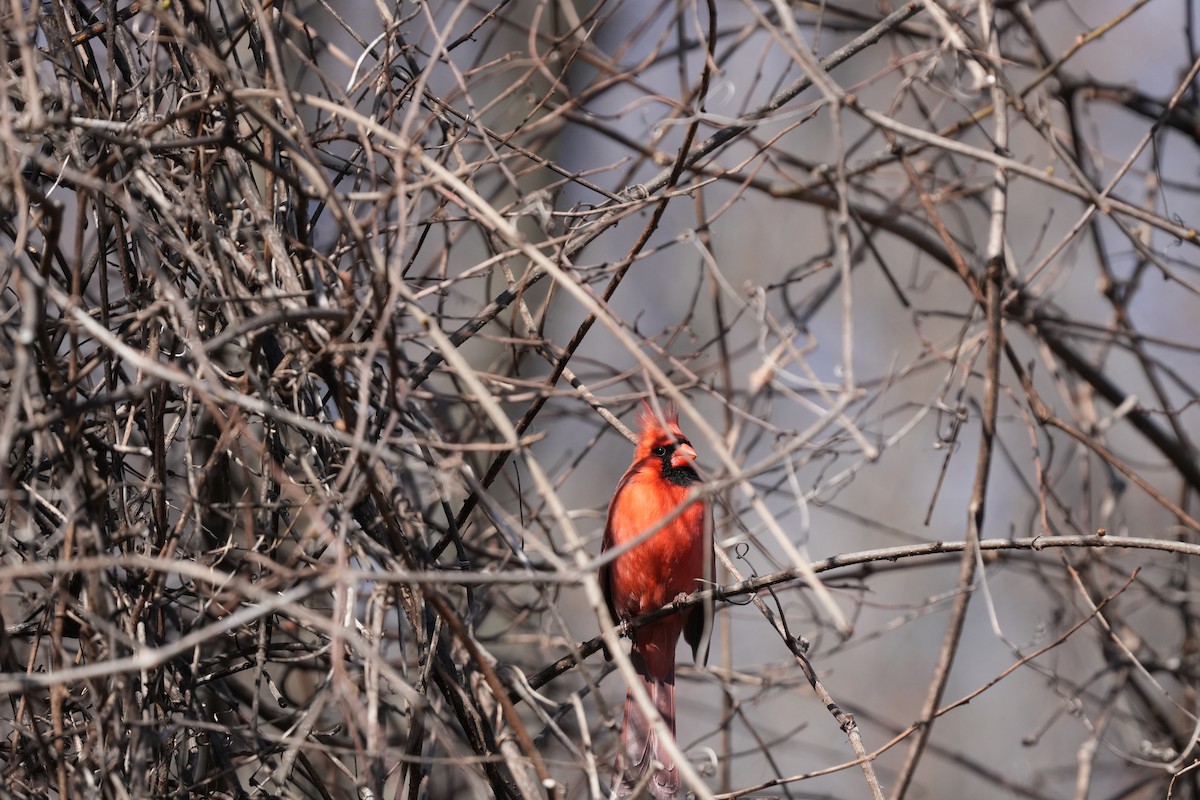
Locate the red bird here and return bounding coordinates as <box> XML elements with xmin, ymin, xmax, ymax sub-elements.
<box><xmin>601</xmin><ymin>402</ymin><xmax>712</xmax><ymax>798</ymax></box>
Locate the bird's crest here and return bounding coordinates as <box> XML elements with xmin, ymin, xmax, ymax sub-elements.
<box><xmin>637</xmin><ymin>400</ymin><xmax>680</xmax><ymax>437</ymax></box>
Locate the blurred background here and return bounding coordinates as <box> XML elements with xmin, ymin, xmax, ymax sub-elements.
<box><xmin>2</xmin><ymin>0</ymin><xmax>1200</xmax><ymax>798</ymax></box>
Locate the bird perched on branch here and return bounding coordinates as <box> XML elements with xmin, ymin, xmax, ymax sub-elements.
<box><xmin>601</xmin><ymin>401</ymin><xmax>713</xmax><ymax>798</ymax></box>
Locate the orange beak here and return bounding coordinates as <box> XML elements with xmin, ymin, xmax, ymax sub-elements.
<box><xmin>670</xmin><ymin>442</ymin><xmax>697</xmax><ymax>468</ymax></box>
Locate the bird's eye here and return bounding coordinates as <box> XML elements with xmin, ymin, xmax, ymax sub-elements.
<box><xmin>651</xmin><ymin>445</ymin><xmax>668</xmax><ymax>457</ymax></box>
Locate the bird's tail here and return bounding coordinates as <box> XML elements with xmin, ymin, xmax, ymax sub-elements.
<box><xmin>615</xmin><ymin>628</ymin><xmax>679</xmax><ymax>799</ymax></box>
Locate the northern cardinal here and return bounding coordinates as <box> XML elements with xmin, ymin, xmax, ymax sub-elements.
<box><xmin>601</xmin><ymin>402</ymin><xmax>712</xmax><ymax>798</ymax></box>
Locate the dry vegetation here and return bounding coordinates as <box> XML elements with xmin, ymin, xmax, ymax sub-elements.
<box><xmin>2</xmin><ymin>0</ymin><xmax>1200</xmax><ymax>798</ymax></box>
